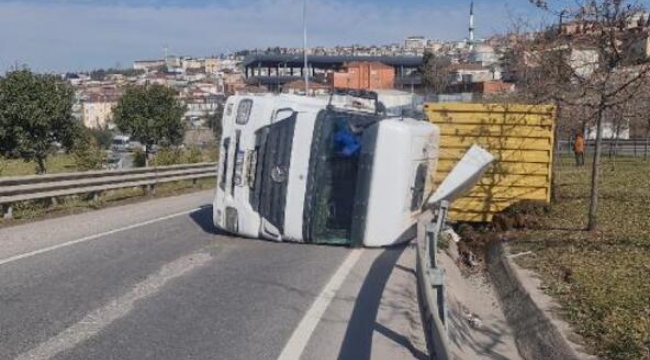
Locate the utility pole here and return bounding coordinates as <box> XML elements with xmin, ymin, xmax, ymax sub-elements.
<box><xmin>303</xmin><ymin>0</ymin><xmax>309</xmax><ymax>95</ymax></box>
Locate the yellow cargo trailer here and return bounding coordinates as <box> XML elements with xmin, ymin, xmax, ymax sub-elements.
<box><xmin>424</xmin><ymin>103</ymin><xmax>556</xmax><ymax>222</ymax></box>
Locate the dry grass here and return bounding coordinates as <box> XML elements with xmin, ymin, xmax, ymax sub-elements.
<box><xmin>513</xmin><ymin>156</ymin><xmax>650</xmax><ymax>360</ymax></box>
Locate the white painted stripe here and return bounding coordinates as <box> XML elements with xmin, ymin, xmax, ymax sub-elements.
<box><xmin>0</xmin><ymin>208</ymin><xmax>199</xmax><ymax>267</ymax></box>
<box><xmin>14</xmin><ymin>252</ymin><xmax>212</xmax><ymax>360</ymax></box>
<box><xmin>277</xmin><ymin>249</ymin><xmax>363</xmax><ymax>360</ymax></box>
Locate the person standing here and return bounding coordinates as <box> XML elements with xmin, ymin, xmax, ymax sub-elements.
<box><xmin>574</xmin><ymin>132</ymin><xmax>585</xmax><ymax>166</ymax></box>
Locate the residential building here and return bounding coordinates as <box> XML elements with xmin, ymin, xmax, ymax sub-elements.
<box><xmin>133</xmin><ymin>59</ymin><xmax>165</xmax><ymax>72</ymax></box>
<box><xmin>82</xmin><ymin>94</ymin><xmax>120</xmax><ymax>129</ymax></box>
<box><xmin>224</xmin><ymin>73</ymin><xmax>247</xmax><ymax>94</ymax></box>
<box><xmin>404</xmin><ymin>36</ymin><xmax>427</xmax><ymax>51</ymax></box>
<box><xmin>448</xmin><ymin>63</ymin><xmax>500</xmax><ymax>84</ymax></box>
<box><xmin>204</xmin><ymin>58</ymin><xmax>221</xmax><ymax>74</ymax></box>
<box><xmin>181</xmin><ymin>57</ymin><xmax>205</xmax><ymax>71</ymax></box>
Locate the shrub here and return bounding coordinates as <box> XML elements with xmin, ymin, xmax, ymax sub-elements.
<box><xmin>153</xmin><ymin>147</ymin><xmax>183</xmax><ymax>166</ymax></box>
<box><xmin>186</xmin><ymin>147</ymin><xmax>203</xmax><ymax>163</ymax></box>
<box><xmin>72</xmin><ymin>130</ymin><xmax>103</xmax><ymax>172</ymax></box>
<box><xmin>132</xmin><ymin>149</ymin><xmax>147</xmax><ymax>168</ymax></box>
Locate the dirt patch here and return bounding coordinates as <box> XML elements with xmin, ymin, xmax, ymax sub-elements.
<box><xmin>452</xmin><ymin>200</ymin><xmax>550</xmax><ymax>271</ymax></box>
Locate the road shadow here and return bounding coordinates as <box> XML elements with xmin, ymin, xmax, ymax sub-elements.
<box><xmin>337</xmin><ymin>244</ymin><xmax>427</xmax><ymax>360</ymax></box>
<box><xmin>189</xmin><ymin>205</ymin><xmax>225</xmax><ymax>235</ymax></box>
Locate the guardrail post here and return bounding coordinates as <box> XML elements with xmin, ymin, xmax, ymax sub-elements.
<box><xmin>146</xmin><ymin>184</ymin><xmax>156</xmax><ymax>196</ymax></box>
<box><xmin>51</xmin><ymin>197</ymin><xmax>58</xmax><ymax>207</ymax></box>
<box><xmin>3</xmin><ymin>204</ymin><xmax>13</xmax><ymax>220</ymax></box>
<box><xmin>427</xmin><ymin>200</ymin><xmax>449</xmax><ymax>329</ymax></box>
<box><xmin>192</xmin><ymin>178</ymin><xmax>198</xmax><ymax>188</ymax></box>
<box><xmin>93</xmin><ymin>192</ymin><xmax>101</xmax><ymax>202</ymax></box>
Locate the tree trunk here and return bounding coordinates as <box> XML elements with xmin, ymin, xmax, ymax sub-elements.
<box><xmin>145</xmin><ymin>144</ymin><xmax>150</xmax><ymax>167</ymax></box>
<box><xmin>35</xmin><ymin>157</ymin><xmax>47</xmax><ymax>175</ymax></box>
<box><xmin>588</xmin><ymin>105</ymin><xmax>605</xmax><ymax>231</ymax></box>
<box><xmin>551</xmin><ymin>103</ymin><xmax>562</xmax><ymax>202</ymax></box>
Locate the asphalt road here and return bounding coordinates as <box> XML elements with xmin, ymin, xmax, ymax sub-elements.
<box><xmin>0</xmin><ymin>191</ymin><xmax>426</xmax><ymax>360</ymax></box>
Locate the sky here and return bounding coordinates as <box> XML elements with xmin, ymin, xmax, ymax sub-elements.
<box><xmin>0</xmin><ymin>0</ymin><xmax>548</xmax><ymax>73</ymax></box>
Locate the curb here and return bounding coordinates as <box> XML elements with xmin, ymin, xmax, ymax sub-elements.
<box><xmin>486</xmin><ymin>242</ymin><xmax>596</xmax><ymax>360</ymax></box>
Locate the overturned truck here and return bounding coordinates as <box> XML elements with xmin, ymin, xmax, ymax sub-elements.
<box><xmin>213</xmin><ymin>91</ymin><xmax>439</xmax><ymax>247</ymax></box>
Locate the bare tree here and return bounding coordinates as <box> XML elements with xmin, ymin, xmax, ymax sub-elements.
<box><xmin>527</xmin><ymin>0</ymin><xmax>650</xmax><ymax>231</ymax></box>
<box><xmin>420</xmin><ymin>51</ymin><xmax>452</xmax><ymax>96</ymax></box>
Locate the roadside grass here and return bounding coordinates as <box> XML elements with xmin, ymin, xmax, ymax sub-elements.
<box><xmin>0</xmin><ymin>178</ymin><xmax>215</xmax><ymax>227</ymax></box>
<box><xmin>512</xmin><ymin>156</ymin><xmax>650</xmax><ymax>360</ymax></box>
<box><xmin>0</xmin><ymin>147</ymin><xmax>217</xmax><ymax>177</ymax></box>
<box><xmin>0</xmin><ymin>154</ymin><xmax>77</xmax><ymax>176</ymax></box>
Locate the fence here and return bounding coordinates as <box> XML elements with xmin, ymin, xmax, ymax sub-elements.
<box><xmin>0</xmin><ymin>163</ymin><xmax>217</xmax><ymax>219</ymax></box>
<box><xmin>557</xmin><ymin>139</ymin><xmax>650</xmax><ymax>158</ymax></box>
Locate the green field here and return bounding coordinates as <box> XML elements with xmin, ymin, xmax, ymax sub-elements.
<box><xmin>513</xmin><ymin>156</ymin><xmax>650</xmax><ymax>360</ymax></box>
<box><xmin>0</xmin><ymin>154</ymin><xmax>78</xmax><ymax>177</ymax></box>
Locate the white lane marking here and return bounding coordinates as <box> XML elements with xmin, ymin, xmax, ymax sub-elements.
<box><xmin>14</xmin><ymin>252</ymin><xmax>212</xmax><ymax>360</ymax></box>
<box><xmin>277</xmin><ymin>249</ymin><xmax>363</xmax><ymax>360</ymax></box>
<box><xmin>0</xmin><ymin>208</ymin><xmax>199</xmax><ymax>267</ymax></box>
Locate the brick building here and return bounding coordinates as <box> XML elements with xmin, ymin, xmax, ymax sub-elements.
<box><xmin>328</xmin><ymin>61</ymin><xmax>395</xmax><ymax>90</ymax></box>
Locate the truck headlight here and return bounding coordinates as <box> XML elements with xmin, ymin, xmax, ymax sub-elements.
<box><xmin>234</xmin><ymin>150</ymin><xmax>245</xmax><ymax>186</ymax></box>
<box><xmin>225</xmin><ymin>207</ymin><xmax>239</xmax><ymax>233</ymax></box>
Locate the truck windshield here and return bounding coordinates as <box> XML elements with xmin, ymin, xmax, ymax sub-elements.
<box><xmin>305</xmin><ymin>110</ymin><xmax>379</xmax><ymax>245</ymax></box>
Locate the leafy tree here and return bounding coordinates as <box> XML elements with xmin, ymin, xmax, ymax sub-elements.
<box><xmin>90</xmin><ymin>69</ymin><xmax>107</xmax><ymax>81</ymax></box>
<box><xmin>112</xmin><ymin>84</ymin><xmax>186</xmax><ymax>164</ymax></box>
<box><xmin>0</xmin><ymin>69</ymin><xmax>78</xmax><ymax>174</ymax></box>
<box><xmin>88</xmin><ymin>126</ymin><xmax>114</xmax><ymax>150</ymax></box>
<box><xmin>206</xmin><ymin>104</ymin><xmax>224</xmax><ymax>142</ymax></box>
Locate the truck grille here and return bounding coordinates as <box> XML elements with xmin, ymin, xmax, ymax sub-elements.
<box><xmin>251</xmin><ymin>115</ymin><xmax>297</xmax><ymax>234</ymax></box>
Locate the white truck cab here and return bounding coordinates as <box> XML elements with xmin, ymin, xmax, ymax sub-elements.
<box><xmin>213</xmin><ymin>92</ymin><xmax>439</xmax><ymax>247</ymax></box>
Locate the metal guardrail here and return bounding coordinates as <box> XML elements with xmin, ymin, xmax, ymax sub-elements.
<box><xmin>416</xmin><ymin>201</ymin><xmax>452</xmax><ymax>360</ymax></box>
<box><xmin>0</xmin><ymin>163</ymin><xmax>217</xmax><ymax>220</ymax></box>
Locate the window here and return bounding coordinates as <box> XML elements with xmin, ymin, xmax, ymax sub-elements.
<box><xmin>305</xmin><ymin>111</ymin><xmax>379</xmax><ymax>245</ymax></box>
<box><xmin>236</xmin><ymin>99</ymin><xmax>253</xmax><ymax>124</ymax></box>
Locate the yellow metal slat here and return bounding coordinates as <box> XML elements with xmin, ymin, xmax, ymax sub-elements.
<box><xmin>433</xmin><ymin>173</ymin><xmax>551</xmax><ymax>188</ymax></box>
<box><xmin>439</xmin><ymin>148</ymin><xmax>551</xmax><ymax>164</ymax></box>
<box><xmin>438</xmin><ymin>124</ymin><xmax>553</xmax><ymax>139</ymax></box>
<box><xmin>463</xmin><ymin>185</ymin><xmax>549</xmax><ymax>200</ymax></box>
<box><xmin>437</xmin><ymin>160</ymin><xmax>550</xmax><ymax>176</ymax></box>
<box><xmin>428</xmin><ymin>112</ymin><xmax>555</xmax><ymax>127</ymax></box>
<box><xmin>439</xmin><ymin>136</ymin><xmax>552</xmax><ymax>151</ymax></box>
<box><xmin>424</xmin><ymin>102</ymin><xmax>555</xmax><ymax>116</ymax></box>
